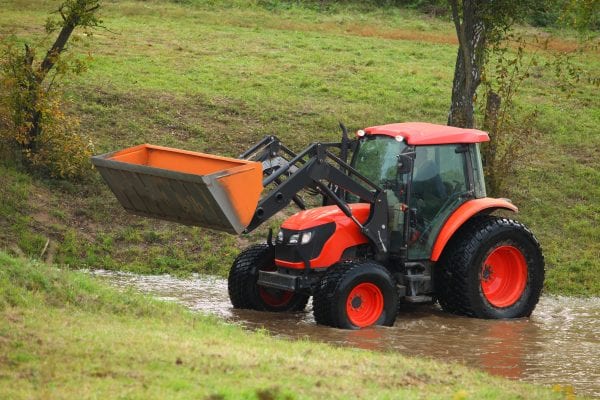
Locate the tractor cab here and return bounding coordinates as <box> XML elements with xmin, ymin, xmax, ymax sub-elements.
<box><xmin>351</xmin><ymin>123</ymin><xmax>488</xmax><ymax>260</ymax></box>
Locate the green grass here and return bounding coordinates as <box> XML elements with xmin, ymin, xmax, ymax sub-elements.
<box><xmin>0</xmin><ymin>0</ymin><xmax>598</xmax><ymax>294</ymax></box>
<box><xmin>0</xmin><ymin>252</ymin><xmax>571</xmax><ymax>399</ymax></box>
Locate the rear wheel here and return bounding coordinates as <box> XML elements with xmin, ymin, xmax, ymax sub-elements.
<box><xmin>228</xmin><ymin>244</ymin><xmax>309</xmax><ymax>312</ymax></box>
<box><xmin>313</xmin><ymin>262</ymin><xmax>398</xmax><ymax>329</ymax></box>
<box><xmin>435</xmin><ymin>216</ymin><xmax>544</xmax><ymax>318</ymax></box>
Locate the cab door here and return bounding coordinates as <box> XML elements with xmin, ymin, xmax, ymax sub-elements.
<box><xmin>407</xmin><ymin>144</ymin><xmax>471</xmax><ymax>260</ymax></box>
<box><xmin>349</xmin><ymin>136</ymin><xmax>408</xmax><ymax>253</ymax></box>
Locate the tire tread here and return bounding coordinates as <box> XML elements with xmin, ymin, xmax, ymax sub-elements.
<box><xmin>228</xmin><ymin>244</ymin><xmax>308</xmax><ymax>312</ymax></box>
<box><xmin>435</xmin><ymin>215</ymin><xmax>544</xmax><ymax>318</ymax></box>
<box><xmin>313</xmin><ymin>261</ymin><xmax>398</xmax><ymax>328</ymax></box>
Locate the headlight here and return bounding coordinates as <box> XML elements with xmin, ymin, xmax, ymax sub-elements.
<box><xmin>300</xmin><ymin>231</ymin><xmax>313</xmax><ymax>244</ymax></box>
<box><xmin>288</xmin><ymin>233</ymin><xmax>300</xmax><ymax>244</ymax></box>
<box><xmin>276</xmin><ymin>230</ymin><xmax>284</xmax><ymax>243</ymax></box>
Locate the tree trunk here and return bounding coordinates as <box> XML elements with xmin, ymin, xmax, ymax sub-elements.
<box><xmin>37</xmin><ymin>22</ymin><xmax>76</xmax><ymax>84</ymax></box>
<box><xmin>481</xmin><ymin>90</ymin><xmax>501</xmax><ymax>195</ymax></box>
<box><xmin>24</xmin><ymin>21</ymin><xmax>77</xmax><ymax>153</ymax></box>
<box><xmin>448</xmin><ymin>48</ymin><xmax>476</xmax><ymax>128</ymax></box>
<box><xmin>447</xmin><ymin>0</ymin><xmax>486</xmax><ymax>129</ymax></box>
<box><xmin>483</xmin><ymin>90</ymin><xmax>501</xmax><ymax>132</ymax></box>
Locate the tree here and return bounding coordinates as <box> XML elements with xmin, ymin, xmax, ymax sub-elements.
<box><xmin>448</xmin><ymin>0</ymin><xmax>598</xmax><ymax>194</ymax></box>
<box><xmin>23</xmin><ymin>0</ymin><xmax>101</xmax><ymax>153</ymax></box>
<box><xmin>0</xmin><ymin>0</ymin><xmax>101</xmax><ymax>178</ymax></box>
<box><xmin>446</xmin><ymin>0</ymin><xmax>531</xmax><ymax>128</ymax></box>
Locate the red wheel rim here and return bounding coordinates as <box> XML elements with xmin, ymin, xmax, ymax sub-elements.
<box><xmin>259</xmin><ymin>287</ymin><xmax>294</xmax><ymax>307</ymax></box>
<box><xmin>258</xmin><ymin>263</ymin><xmax>294</xmax><ymax>308</ymax></box>
<box><xmin>346</xmin><ymin>283</ymin><xmax>384</xmax><ymax>328</ymax></box>
<box><xmin>480</xmin><ymin>245</ymin><xmax>528</xmax><ymax>308</ymax></box>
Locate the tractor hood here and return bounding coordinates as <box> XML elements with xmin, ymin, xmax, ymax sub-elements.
<box><xmin>281</xmin><ymin>203</ymin><xmax>371</xmax><ymax>231</ymax></box>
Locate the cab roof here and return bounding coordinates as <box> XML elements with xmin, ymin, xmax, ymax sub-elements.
<box><xmin>363</xmin><ymin>122</ymin><xmax>489</xmax><ymax>145</ymax></box>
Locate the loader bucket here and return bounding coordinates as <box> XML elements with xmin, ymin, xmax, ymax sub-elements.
<box><xmin>91</xmin><ymin>144</ymin><xmax>263</xmax><ymax>234</ymax></box>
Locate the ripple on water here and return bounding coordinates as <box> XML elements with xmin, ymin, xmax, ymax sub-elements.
<box><xmin>90</xmin><ymin>270</ymin><xmax>600</xmax><ymax>398</ymax></box>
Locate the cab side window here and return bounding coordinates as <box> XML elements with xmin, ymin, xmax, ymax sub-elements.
<box><xmin>408</xmin><ymin>145</ymin><xmax>469</xmax><ymax>259</ymax></box>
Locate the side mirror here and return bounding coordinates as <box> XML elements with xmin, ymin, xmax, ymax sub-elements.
<box><xmin>397</xmin><ymin>154</ymin><xmax>413</xmax><ymax>174</ymax></box>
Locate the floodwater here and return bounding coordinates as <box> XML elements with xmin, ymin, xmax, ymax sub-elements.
<box><xmin>91</xmin><ymin>270</ymin><xmax>600</xmax><ymax>397</ymax></box>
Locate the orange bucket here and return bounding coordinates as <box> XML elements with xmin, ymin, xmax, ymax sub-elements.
<box><xmin>92</xmin><ymin>144</ymin><xmax>263</xmax><ymax>234</ymax></box>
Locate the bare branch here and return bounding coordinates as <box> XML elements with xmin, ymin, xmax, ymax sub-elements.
<box><xmin>24</xmin><ymin>44</ymin><xmax>34</xmax><ymax>67</ymax></box>
<box><xmin>450</xmin><ymin>1</ymin><xmax>464</xmax><ymax>48</ymax></box>
<box><xmin>59</xmin><ymin>5</ymin><xmax>66</xmax><ymax>21</ymax></box>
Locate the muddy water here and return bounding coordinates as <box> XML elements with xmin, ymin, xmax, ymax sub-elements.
<box><xmin>92</xmin><ymin>270</ymin><xmax>600</xmax><ymax>397</ymax></box>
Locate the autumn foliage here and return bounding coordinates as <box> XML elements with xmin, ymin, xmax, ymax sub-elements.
<box><xmin>0</xmin><ymin>0</ymin><xmax>100</xmax><ymax>179</ymax></box>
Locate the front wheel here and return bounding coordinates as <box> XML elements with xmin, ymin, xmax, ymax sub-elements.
<box><xmin>228</xmin><ymin>244</ymin><xmax>309</xmax><ymax>312</ymax></box>
<box><xmin>313</xmin><ymin>262</ymin><xmax>398</xmax><ymax>329</ymax></box>
<box><xmin>435</xmin><ymin>216</ymin><xmax>545</xmax><ymax>318</ymax></box>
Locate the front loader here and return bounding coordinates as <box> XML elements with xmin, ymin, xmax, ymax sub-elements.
<box><xmin>92</xmin><ymin>122</ymin><xmax>544</xmax><ymax>329</ymax></box>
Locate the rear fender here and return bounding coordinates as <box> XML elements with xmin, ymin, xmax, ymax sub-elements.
<box><xmin>430</xmin><ymin>198</ymin><xmax>518</xmax><ymax>262</ymax></box>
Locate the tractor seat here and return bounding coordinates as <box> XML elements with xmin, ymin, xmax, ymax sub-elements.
<box><xmin>412</xmin><ymin>160</ymin><xmax>446</xmax><ymax>200</ymax></box>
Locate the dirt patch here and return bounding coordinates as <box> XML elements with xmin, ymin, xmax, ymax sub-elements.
<box><xmin>259</xmin><ymin>18</ymin><xmax>591</xmax><ymax>54</ymax></box>
<box><xmin>569</xmin><ymin>144</ymin><xmax>600</xmax><ymax>167</ymax></box>
<box><xmin>26</xmin><ymin>182</ymin><xmax>100</xmax><ymax>243</ymax></box>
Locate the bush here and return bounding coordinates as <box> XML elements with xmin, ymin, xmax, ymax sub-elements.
<box><xmin>0</xmin><ymin>1</ymin><xmax>100</xmax><ymax>180</ymax></box>
<box><xmin>0</xmin><ymin>50</ymin><xmax>94</xmax><ymax>179</ymax></box>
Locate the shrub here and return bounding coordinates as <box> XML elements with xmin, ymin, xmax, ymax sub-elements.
<box><xmin>0</xmin><ymin>1</ymin><xmax>101</xmax><ymax>180</ymax></box>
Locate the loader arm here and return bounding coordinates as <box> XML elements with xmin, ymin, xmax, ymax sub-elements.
<box><xmin>243</xmin><ymin>138</ymin><xmax>389</xmax><ymax>255</ymax></box>
<box><xmin>91</xmin><ymin>135</ymin><xmax>388</xmax><ymax>255</ymax></box>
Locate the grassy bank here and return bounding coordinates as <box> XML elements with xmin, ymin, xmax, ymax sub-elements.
<box><xmin>0</xmin><ymin>252</ymin><xmax>571</xmax><ymax>399</ymax></box>
<box><xmin>0</xmin><ymin>0</ymin><xmax>598</xmax><ymax>295</ymax></box>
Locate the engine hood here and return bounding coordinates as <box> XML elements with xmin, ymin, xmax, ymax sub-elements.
<box><xmin>281</xmin><ymin>203</ymin><xmax>371</xmax><ymax>231</ymax></box>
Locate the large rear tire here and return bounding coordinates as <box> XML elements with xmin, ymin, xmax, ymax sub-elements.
<box><xmin>435</xmin><ymin>216</ymin><xmax>544</xmax><ymax>318</ymax></box>
<box><xmin>313</xmin><ymin>262</ymin><xmax>398</xmax><ymax>329</ymax></box>
<box><xmin>228</xmin><ymin>244</ymin><xmax>309</xmax><ymax>312</ymax></box>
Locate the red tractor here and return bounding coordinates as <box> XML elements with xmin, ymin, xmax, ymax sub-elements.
<box><xmin>93</xmin><ymin>122</ymin><xmax>544</xmax><ymax>329</ymax></box>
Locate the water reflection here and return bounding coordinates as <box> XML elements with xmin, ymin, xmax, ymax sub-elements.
<box><xmin>91</xmin><ymin>270</ymin><xmax>600</xmax><ymax>398</ymax></box>
<box><xmin>478</xmin><ymin>320</ymin><xmax>530</xmax><ymax>379</ymax></box>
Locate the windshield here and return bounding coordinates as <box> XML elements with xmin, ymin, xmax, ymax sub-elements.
<box><xmin>352</xmin><ymin>136</ymin><xmax>407</xmax><ymax>188</ymax></box>
<box><xmin>350</xmin><ymin>135</ymin><xmax>408</xmax><ymax>245</ymax></box>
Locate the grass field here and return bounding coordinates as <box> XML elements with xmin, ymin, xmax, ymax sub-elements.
<box><xmin>0</xmin><ymin>252</ymin><xmax>571</xmax><ymax>399</ymax></box>
<box><xmin>0</xmin><ymin>0</ymin><xmax>598</xmax><ymax>295</ymax></box>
